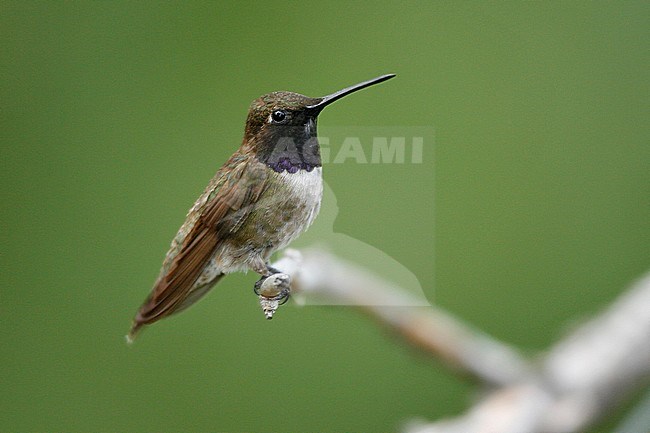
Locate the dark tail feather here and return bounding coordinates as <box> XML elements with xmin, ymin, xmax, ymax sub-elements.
<box><xmin>125</xmin><ymin>273</ymin><xmax>225</xmax><ymax>344</ymax></box>
<box><xmin>126</xmin><ymin>318</ymin><xmax>146</xmax><ymax>345</ymax></box>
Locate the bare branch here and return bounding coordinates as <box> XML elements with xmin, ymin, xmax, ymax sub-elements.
<box><xmin>272</xmin><ymin>249</ymin><xmax>532</xmax><ymax>386</ymax></box>
<box><xmin>406</xmin><ymin>274</ymin><xmax>650</xmax><ymax>433</ymax></box>
<box><xmin>540</xmin><ymin>272</ymin><xmax>650</xmax><ymax>431</ymax></box>
<box><xmin>270</xmin><ymin>249</ymin><xmax>650</xmax><ymax>433</ymax></box>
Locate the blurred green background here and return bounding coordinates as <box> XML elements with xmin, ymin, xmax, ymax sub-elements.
<box><xmin>1</xmin><ymin>1</ymin><xmax>648</xmax><ymax>432</ymax></box>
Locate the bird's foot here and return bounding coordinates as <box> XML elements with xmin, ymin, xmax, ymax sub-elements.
<box><xmin>254</xmin><ymin>272</ymin><xmax>291</xmax><ymax>319</ymax></box>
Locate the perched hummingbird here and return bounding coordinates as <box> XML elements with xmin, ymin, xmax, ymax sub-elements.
<box><xmin>128</xmin><ymin>74</ymin><xmax>395</xmax><ymax>341</ymax></box>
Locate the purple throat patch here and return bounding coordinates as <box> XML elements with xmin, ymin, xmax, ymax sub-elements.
<box><xmin>267</xmin><ymin>157</ymin><xmax>318</xmax><ymax>173</ymax></box>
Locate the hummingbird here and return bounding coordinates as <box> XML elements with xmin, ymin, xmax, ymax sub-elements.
<box><xmin>128</xmin><ymin>74</ymin><xmax>396</xmax><ymax>341</ymax></box>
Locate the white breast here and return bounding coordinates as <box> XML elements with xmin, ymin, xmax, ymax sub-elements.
<box><xmin>278</xmin><ymin>167</ymin><xmax>323</xmax><ymax>228</ymax></box>
<box><xmin>269</xmin><ymin>166</ymin><xmax>323</xmax><ymax>251</ymax></box>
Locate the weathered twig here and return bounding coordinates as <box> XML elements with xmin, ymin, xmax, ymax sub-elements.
<box><xmin>270</xmin><ymin>249</ymin><xmax>650</xmax><ymax>432</ymax></box>
<box><xmin>405</xmin><ymin>273</ymin><xmax>650</xmax><ymax>433</ymax></box>
<box><xmin>272</xmin><ymin>249</ymin><xmax>532</xmax><ymax>386</ymax></box>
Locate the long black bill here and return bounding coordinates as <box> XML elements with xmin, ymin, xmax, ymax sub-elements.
<box><xmin>306</xmin><ymin>74</ymin><xmax>396</xmax><ymax>113</ymax></box>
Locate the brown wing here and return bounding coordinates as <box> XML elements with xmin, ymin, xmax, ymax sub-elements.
<box><xmin>129</xmin><ymin>156</ymin><xmax>268</xmax><ymax>339</ymax></box>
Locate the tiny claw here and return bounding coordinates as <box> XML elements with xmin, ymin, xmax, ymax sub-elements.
<box><xmin>253</xmin><ymin>279</ymin><xmax>263</xmax><ymax>296</ymax></box>
<box><xmin>276</xmin><ymin>288</ymin><xmax>291</xmax><ymax>305</ymax></box>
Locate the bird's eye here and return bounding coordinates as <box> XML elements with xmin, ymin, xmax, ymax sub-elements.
<box><xmin>271</xmin><ymin>110</ymin><xmax>287</xmax><ymax>123</ymax></box>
